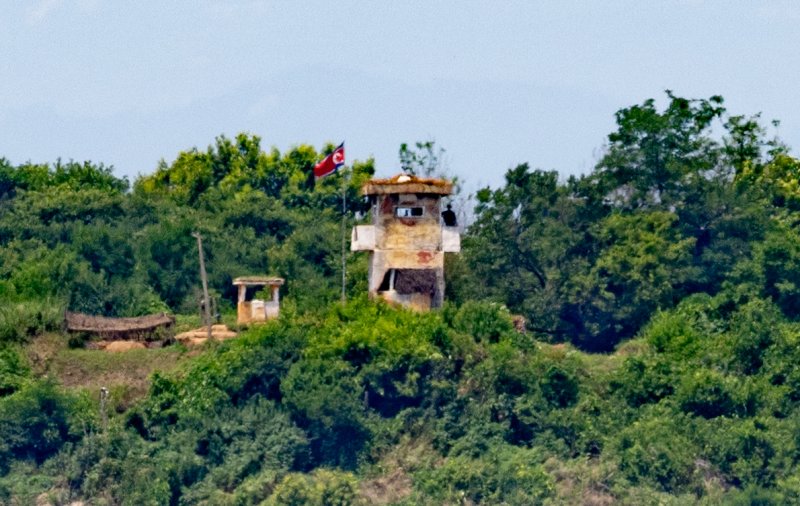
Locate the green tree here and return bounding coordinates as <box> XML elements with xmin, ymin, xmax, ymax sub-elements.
<box><xmin>464</xmin><ymin>165</ymin><xmax>586</xmax><ymax>339</ymax></box>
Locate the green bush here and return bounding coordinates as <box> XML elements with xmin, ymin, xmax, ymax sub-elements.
<box><xmin>725</xmin><ymin>484</ymin><xmax>786</xmax><ymax>505</ymax></box>
<box><xmin>613</xmin><ymin>411</ymin><xmax>699</xmax><ymax>493</ymax></box>
<box><xmin>282</xmin><ymin>358</ymin><xmax>368</xmax><ymax>469</ymax></box>
<box><xmin>612</xmin><ymin>356</ymin><xmax>677</xmax><ymax>407</ymax></box>
<box><xmin>0</xmin><ymin>466</ymin><xmax>58</xmax><ymax>506</ymax></box>
<box><xmin>415</xmin><ymin>445</ymin><xmax>553</xmax><ymax>505</ymax></box>
<box><xmin>231</xmin><ymin>467</ymin><xmax>283</xmax><ymax>506</ymax></box>
<box><xmin>644</xmin><ymin>306</ymin><xmax>704</xmax><ymax>357</ymax></box>
<box><xmin>0</xmin><ymin>345</ymin><xmax>30</xmax><ymax>396</ymax></box>
<box><xmin>726</xmin><ymin>299</ymin><xmax>781</xmax><ymax>375</ymax></box>
<box><xmin>676</xmin><ymin>369</ymin><xmax>739</xmax><ymax>419</ymax></box>
<box><xmin>0</xmin><ymin>298</ymin><xmax>63</xmax><ymax>343</ymax></box>
<box><xmin>758</xmin><ymin>226</ymin><xmax>800</xmax><ymax>318</ymax></box>
<box><xmin>195</xmin><ymin>396</ymin><xmax>308</xmax><ymax>493</ymax></box>
<box><xmin>701</xmin><ymin>417</ymin><xmax>783</xmax><ymax>488</ymax></box>
<box><xmin>450</xmin><ymin>301</ymin><xmax>514</xmax><ymax>343</ymax></box>
<box><xmin>541</xmin><ymin>365</ymin><xmax>579</xmax><ymax>408</ymax></box>
<box><xmin>266</xmin><ymin>468</ymin><xmax>363</xmax><ymax>506</ymax></box>
<box><xmin>0</xmin><ymin>381</ymin><xmax>79</xmax><ymax>473</ymax></box>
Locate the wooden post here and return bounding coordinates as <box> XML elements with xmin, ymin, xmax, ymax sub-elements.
<box><xmin>192</xmin><ymin>232</ymin><xmax>212</xmax><ymax>340</ymax></box>
<box><xmin>100</xmin><ymin>387</ymin><xmax>108</xmax><ymax>434</ymax></box>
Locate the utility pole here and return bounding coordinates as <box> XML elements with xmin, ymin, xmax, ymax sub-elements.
<box><xmin>192</xmin><ymin>232</ymin><xmax>212</xmax><ymax>340</ymax></box>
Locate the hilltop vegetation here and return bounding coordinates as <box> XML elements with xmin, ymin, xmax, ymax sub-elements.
<box><xmin>2</xmin><ymin>93</ymin><xmax>800</xmax><ymax>504</ymax></box>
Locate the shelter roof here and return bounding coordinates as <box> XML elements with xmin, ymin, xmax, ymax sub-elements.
<box><xmin>232</xmin><ymin>276</ymin><xmax>285</xmax><ymax>286</ymax></box>
<box><xmin>65</xmin><ymin>311</ymin><xmax>174</xmax><ymax>333</ymax></box>
<box><xmin>362</xmin><ymin>174</ymin><xmax>453</xmax><ymax>196</ymax></box>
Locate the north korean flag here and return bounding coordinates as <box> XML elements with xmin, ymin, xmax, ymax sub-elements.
<box><xmin>314</xmin><ymin>142</ymin><xmax>345</xmax><ymax>179</ymax></box>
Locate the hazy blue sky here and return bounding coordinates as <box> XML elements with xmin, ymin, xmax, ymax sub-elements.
<box><xmin>2</xmin><ymin>1</ymin><xmax>799</xmax><ymax>190</ymax></box>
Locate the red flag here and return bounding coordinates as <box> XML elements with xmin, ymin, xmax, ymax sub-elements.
<box><xmin>314</xmin><ymin>142</ymin><xmax>345</xmax><ymax>179</ymax></box>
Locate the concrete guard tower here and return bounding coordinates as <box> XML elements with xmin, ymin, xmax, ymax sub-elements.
<box><xmin>351</xmin><ymin>174</ymin><xmax>460</xmax><ymax>311</ymax></box>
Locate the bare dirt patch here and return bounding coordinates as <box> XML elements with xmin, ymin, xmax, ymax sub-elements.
<box><xmin>175</xmin><ymin>324</ymin><xmax>237</xmax><ymax>346</ymax></box>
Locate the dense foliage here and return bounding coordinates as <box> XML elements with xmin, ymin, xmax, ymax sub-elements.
<box><xmin>3</xmin><ymin>94</ymin><xmax>800</xmax><ymax>503</ymax></box>
<box><xmin>0</xmin><ymin>135</ymin><xmax>373</xmax><ymax>323</ymax></box>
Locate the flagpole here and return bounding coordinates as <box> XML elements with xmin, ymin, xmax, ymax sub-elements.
<box><xmin>314</xmin><ymin>142</ymin><xmax>347</xmax><ymax>304</ymax></box>
<box><xmin>341</xmin><ymin>166</ymin><xmax>347</xmax><ymax>304</ymax></box>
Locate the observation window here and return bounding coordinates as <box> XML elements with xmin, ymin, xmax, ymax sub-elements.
<box><xmin>395</xmin><ymin>206</ymin><xmax>424</xmax><ymax>218</ymax></box>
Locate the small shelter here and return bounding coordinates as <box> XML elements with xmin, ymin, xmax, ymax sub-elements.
<box><xmin>351</xmin><ymin>174</ymin><xmax>460</xmax><ymax>311</ymax></box>
<box><xmin>233</xmin><ymin>276</ymin><xmax>285</xmax><ymax>325</ymax></box>
<box><xmin>65</xmin><ymin>311</ymin><xmax>175</xmax><ymax>341</ymax></box>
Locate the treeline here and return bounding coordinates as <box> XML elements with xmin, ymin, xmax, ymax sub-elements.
<box><xmin>2</xmin><ymin>93</ymin><xmax>798</xmax><ymax>353</ymax></box>
<box><xmin>0</xmin><ymin>135</ymin><xmax>374</xmax><ymax>340</ymax></box>
<box><xmin>2</xmin><ymin>93</ymin><xmax>800</xmax><ymax>503</ymax></box>
<box><xmin>458</xmin><ymin>93</ymin><xmax>800</xmax><ymax>350</ymax></box>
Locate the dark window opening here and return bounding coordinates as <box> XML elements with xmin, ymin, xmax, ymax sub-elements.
<box><xmin>378</xmin><ymin>270</ymin><xmax>393</xmax><ymax>291</ymax></box>
<box><xmin>396</xmin><ymin>206</ymin><xmax>424</xmax><ymax>218</ymax></box>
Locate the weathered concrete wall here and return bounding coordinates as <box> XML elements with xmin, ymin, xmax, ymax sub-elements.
<box><xmin>351</xmin><ymin>225</ymin><xmax>376</xmax><ymax>251</ymax></box>
<box><xmin>357</xmin><ymin>184</ymin><xmax>456</xmax><ymax>311</ymax></box>
<box><xmin>380</xmin><ymin>220</ymin><xmax>441</xmax><ymax>251</ymax></box>
<box><xmin>442</xmin><ymin>227</ymin><xmax>461</xmax><ymax>253</ymax></box>
<box><xmin>235</xmin><ymin>283</ymin><xmax>281</xmax><ymax>325</ymax></box>
<box><xmin>237</xmin><ymin>302</ymin><xmax>253</xmax><ymax>324</ymax></box>
<box><xmin>374</xmin><ymin>194</ymin><xmax>442</xmax><ymax>250</ymax></box>
<box><xmin>236</xmin><ymin>300</ymin><xmax>279</xmax><ymax>325</ymax></box>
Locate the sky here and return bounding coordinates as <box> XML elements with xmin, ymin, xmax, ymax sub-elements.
<box><xmin>2</xmin><ymin>0</ymin><xmax>799</xmax><ymax>191</ymax></box>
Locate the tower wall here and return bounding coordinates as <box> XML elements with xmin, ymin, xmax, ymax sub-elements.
<box><xmin>353</xmin><ymin>174</ymin><xmax>457</xmax><ymax>311</ymax></box>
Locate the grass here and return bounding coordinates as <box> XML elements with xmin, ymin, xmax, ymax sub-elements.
<box><xmin>18</xmin><ymin>311</ymin><xmax>243</xmax><ymax>413</ymax></box>
<box><xmin>25</xmin><ymin>332</ymin><xmax>192</xmax><ymax>413</ymax></box>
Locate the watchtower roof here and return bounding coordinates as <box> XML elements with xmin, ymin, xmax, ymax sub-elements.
<box><xmin>362</xmin><ymin>174</ymin><xmax>453</xmax><ymax>196</ymax></box>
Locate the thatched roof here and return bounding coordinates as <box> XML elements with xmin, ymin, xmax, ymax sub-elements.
<box><xmin>362</xmin><ymin>174</ymin><xmax>453</xmax><ymax>196</ymax></box>
<box><xmin>65</xmin><ymin>311</ymin><xmax>175</xmax><ymax>334</ymax></box>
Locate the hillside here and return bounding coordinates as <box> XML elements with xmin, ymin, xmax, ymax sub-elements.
<box><xmin>3</xmin><ymin>94</ymin><xmax>800</xmax><ymax>504</ymax></box>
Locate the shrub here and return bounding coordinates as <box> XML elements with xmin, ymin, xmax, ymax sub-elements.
<box><xmin>612</xmin><ymin>411</ymin><xmax>699</xmax><ymax>493</ymax></box>
<box><xmin>0</xmin><ymin>298</ymin><xmax>63</xmax><ymax>343</ymax></box>
<box><xmin>541</xmin><ymin>365</ymin><xmax>579</xmax><ymax>408</ymax></box>
<box><xmin>676</xmin><ymin>369</ymin><xmax>739</xmax><ymax>419</ymax></box>
<box><xmin>282</xmin><ymin>358</ymin><xmax>368</xmax><ymax>469</ymax></box>
<box><xmin>0</xmin><ymin>345</ymin><xmax>30</xmax><ymax>396</ymax></box>
<box><xmin>726</xmin><ymin>299</ymin><xmax>781</xmax><ymax>375</ymax></box>
<box><xmin>197</xmin><ymin>396</ymin><xmax>308</xmax><ymax>492</ymax></box>
<box><xmin>450</xmin><ymin>301</ymin><xmax>514</xmax><ymax>343</ymax></box>
<box><xmin>644</xmin><ymin>307</ymin><xmax>704</xmax><ymax>357</ymax></box>
<box><xmin>266</xmin><ymin>468</ymin><xmax>363</xmax><ymax>506</ymax></box>
<box><xmin>725</xmin><ymin>484</ymin><xmax>786</xmax><ymax>505</ymax></box>
<box><xmin>701</xmin><ymin>417</ymin><xmax>783</xmax><ymax>488</ymax></box>
<box><xmin>612</xmin><ymin>356</ymin><xmax>677</xmax><ymax>407</ymax></box>
<box><xmin>0</xmin><ymin>381</ymin><xmax>78</xmax><ymax>473</ymax></box>
<box><xmin>415</xmin><ymin>445</ymin><xmax>553</xmax><ymax>505</ymax></box>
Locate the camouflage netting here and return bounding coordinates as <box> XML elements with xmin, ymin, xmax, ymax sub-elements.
<box><xmin>65</xmin><ymin>311</ymin><xmax>175</xmax><ymax>341</ymax></box>
<box><xmin>394</xmin><ymin>269</ymin><xmax>437</xmax><ymax>295</ymax></box>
